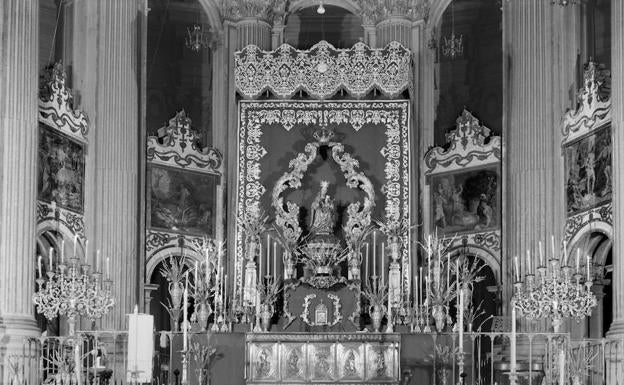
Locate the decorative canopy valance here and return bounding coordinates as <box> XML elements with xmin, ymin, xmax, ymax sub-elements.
<box><xmin>234</xmin><ymin>40</ymin><xmax>411</xmax><ymax>100</ymax></box>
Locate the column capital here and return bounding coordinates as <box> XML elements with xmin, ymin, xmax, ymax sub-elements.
<box><xmin>220</xmin><ymin>0</ymin><xmax>287</xmax><ymax>27</ymax></box>
<box><xmin>357</xmin><ymin>0</ymin><xmax>429</xmax><ymax>26</ymax></box>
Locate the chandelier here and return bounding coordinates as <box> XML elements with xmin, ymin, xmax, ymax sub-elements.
<box><xmin>185</xmin><ymin>24</ymin><xmax>210</xmax><ymax>52</ymax></box>
<box><xmin>33</xmin><ymin>239</ymin><xmax>115</xmax><ymax>335</ymax></box>
<box><xmin>442</xmin><ymin>1</ymin><xmax>463</xmax><ymax>59</ymax></box>
<box><xmin>511</xmin><ymin>240</ymin><xmax>597</xmax><ymax>332</ymax></box>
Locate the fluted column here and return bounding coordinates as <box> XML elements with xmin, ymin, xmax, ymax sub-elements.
<box><xmin>0</xmin><ymin>0</ymin><xmax>40</xmax><ymax>381</ymax></box>
<box><xmin>504</xmin><ymin>1</ymin><xmax>569</xmax><ymax>312</ymax></box>
<box><xmin>235</xmin><ymin>19</ymin><xmax>271</xmax><ymax>50</ymax></box>
<box><xmin>92</xmin><ymin>0</ymin><xmax>140</xmax><ymax>331</ymax></box>
<box><xmin>608</xmin><ymin>0</ymin><xmax>624</xmax><ymax>337</ymax></box>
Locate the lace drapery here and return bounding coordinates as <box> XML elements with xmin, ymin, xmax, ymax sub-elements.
<box><xmin>235</xmin><ymin>41</ymin><xmax>411</xmax><ymax>100</ymax></box>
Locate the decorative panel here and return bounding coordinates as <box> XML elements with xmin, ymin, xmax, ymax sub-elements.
<box><xmin>235</xmin><ymin>41</ymin><xmax>411</xmax><ymax>100</ymax></box>
<box><xmin>245</xmin><ymin>333</ymin><xmax>400</xmax><ymax>384</ymax></box>
<box><xmin>423</xmin><ymin>109</ymin><xmax>502</xmax><ymax>269</ymax></box>
<box><xmin>145</xmin><ymin>111</ymin><xmax>223</xmax><ymax>270</ymax></box>
<box><xmin>561</xmin><ymin>61</ymin><xmax>612</xmax><ymax>243</ymax></box>
<box><xmin>37</xmin><ymin>63</ymin><xmax>88</xmax><ymax>238</ymax></box>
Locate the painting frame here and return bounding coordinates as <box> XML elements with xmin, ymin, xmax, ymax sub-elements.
<box><xmin>428</xmin><ymin>164</ymin><xmax>501</xmax><ymax>236</ymax></box>
<box><xmin>563</xmin><ymin>123</ymin><xmax>612</xmax><ymax>216</ymax></box>
<box><xmin>146</xmin><ymin>163</ymin><xmax>218</xmax><ymax>237</ymax></box>
<box><xmin>37</xmin><ymin>122</ymin><xmax>86</xmax><ymax>214</ymax></box>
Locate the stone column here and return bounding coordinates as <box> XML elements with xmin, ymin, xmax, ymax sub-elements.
<box><xmin>0</xmin><ymin>0</ymin><xmax>41</xmax><ymax>382</ymax></box>
<box><xmin>608</xmin><ymin>0</ymin><xmax>624</xmax><ymax>337</ymax></box>
<box><xmin>92</xmin><ymin>0</ymin><xmax>140</xmax><ymax>331</ymax></box>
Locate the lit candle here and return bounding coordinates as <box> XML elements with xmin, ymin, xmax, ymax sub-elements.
<box><xmin>538</xmin><ymin>241</ymin><xmax>544</xmax><ymax>266</ymax></box>
<box><xmin>514</xmin><ymin>255</ymin><xmax>520</xmax><ymax>281</ymax></box>
<box><xmin>38</xmin><ymin>255</ymin><xmax>42</xmax><ymax>278</ymax></box>
<box><xmin>49</xmin><ymin>247</ymin><xmax>54</xmax><ymax>271</ymax></box>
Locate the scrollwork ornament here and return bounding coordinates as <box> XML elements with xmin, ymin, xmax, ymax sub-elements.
<box><xmin>301</xmin><ymin>294</ymin><xmax>317</xmax><ymax>326</ymax></box>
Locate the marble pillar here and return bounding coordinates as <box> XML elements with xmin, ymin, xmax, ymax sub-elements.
<box><xmin>92</xmin><ymin>0</ymin><xmax>140</xmax><ymax>331</ymax></box>
<box><xmin>608</xmin><ymin>0</ymin><xmax>624</xmax><ymax>337</ymax></box>
<box><xmin>0</xmin><ymin>0</ymin><xmax>41</xmax><ymax>382</ymax></box>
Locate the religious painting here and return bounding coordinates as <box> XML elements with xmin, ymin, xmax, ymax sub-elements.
<box><xmin>37</xmin><ymin>123</ymin><xmax>86</xmax><ymax>213</ymax></box>
<box><xmin>564</xmin><ymin>125</ymin><xmax>612</xmax><ymax>215</ymax></box>
<box><xmin>147</xmin><ymin>164</ymin><xmax>217</xmax><ymax>236</ymax></box>
<box><xmin>429</xmin><ymin>166</ymin><xmax>500</xmax><ymax>235</ymax></box>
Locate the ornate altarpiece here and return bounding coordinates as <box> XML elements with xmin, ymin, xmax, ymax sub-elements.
<box><xmin>36</xmin><ymin>63</ymin><xmax>88</xmax><ymax>241</ymax></box>
<box><xmin>424</xmin><ymin>109</ymin><xmax>502</xmax><ymax>275</ymax></box>
<box><xmin>562</xmin><ymin>62</ymin><xmax>612</xmax><ymax>245</ymax></box>
<box><xmin>145</xmin><ymin>111</ymin><xmax>223</xmax><ymax>276</ymax></box>
<box><xmin>234</xmin><ymin>100</ymin><xmax>412</xmax><ymax>310</ymax></box>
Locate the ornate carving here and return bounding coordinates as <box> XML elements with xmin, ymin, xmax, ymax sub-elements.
<box><xmin>564</xmin><ymin>202</ymin><xmax>612</xmax><ymax>243</ymax></box>
<box><xmin>235</xmin><ymin>41</ymin><xmax>411</xmax><ymax>99</ymax></box>
<box><xmin>562</xmin><ymin>61</ymin><xmax>612</xmax><ymax>144</ymax></box>
<box><xmin>220</xmin><ymin>0</ymin><xmax>286</xmax><ymax>23</ymax></box>
<box><xmin>358</xmin><ymin>0</ymin><xmax>430</xmax><ymax>24</ymax></box>
<box><xmin>39</xmin><ymin>62</ymin><xmax>89</xmax><ymax>143</ymax></box>
<box><xmin>425</xmin><ymin>109</ymin><xmax>501</xmax><ymax>175</ymax></box>
<box><xmin>36</xmin><ymin>201</ymin><xmax>85</xmax><ymax>239</ymax></box>
<box><xmin>146</xmin><ymin>111</ymin><xmax>223</xmax><ymax>173</ymax></box>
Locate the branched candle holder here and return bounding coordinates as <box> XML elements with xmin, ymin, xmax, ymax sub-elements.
<box><xmin>33</xmin><ymin>243</ymin><xmax>115</xmax><ymax>335</ymax></box>
<box><xmin>512</xmin><ymin>242</ymin><xmax>597</xmax><ymax>332</ymax></box>
<box><xmin>159</xmin><ymin>256</ymin><xmax>189</xmax><ymax>331</ymax></box>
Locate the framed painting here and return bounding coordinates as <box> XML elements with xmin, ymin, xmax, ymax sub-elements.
<box><xmin>564</xmin><ymin>124</ymin><xmax>612</xmax><ymax>215</ymax></box>
<box><xmin>429</xmin><ymin>165</ymin><xmax>500</xmax><ymax>235</ymax></box>
<box><xmin>147</xmin><ymin>164</ymin><xmax>217</xmax><ymax>236</ymax></box>
<box><xmin>37</xmin><ymin>123</ymin><xmax>86</xmax><ymax>213</ymax></box>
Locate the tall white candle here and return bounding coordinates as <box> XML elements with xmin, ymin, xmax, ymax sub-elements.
<box><xmin>224</xmin><ymin>274</ymin><xmax>228</xmax><ymax>317</ymax></box>
<box><xmin>538</xmin><ymin>241</ymin><xmax>544</xmax><ymax>266</ymax></box>
<box><xmin>85</xmin><ymin>240</ymin><xmax>89</xmax><ymax>265</ymax></box>
<box><xmin>273</xmin><ymin>242</ymin><xmax>277</xmax><ymax>278</ymax></box>
<box><xmin>365</xmin><ymin>243</ymin><xmax>369</xmax><ymax>279</ymax></box>
<box><xmin>563</xmin><ymin>240</ymin><xmax>568</xmax><ymax>265</ymax></box>
<box><xmin>73</xmin><ymin>235</ymin><xmax>78</xmax><ymax>259</ymax></box>
<box><xmin>511</xmin><ymin>306</ymin><xmax>517</xmax><ymax>375</ymax></box>
<box><xmin>419</xmin><ymin>267</ymin><xmax>423</xmax><ymax>307</ymax></box>
<box><xmin>514</xmin><ymin>256</ymin><xmax>520</xmax><ymax>281</ymax></box>
<box><xmin>526</xmin><ymin>249</ymin><xmax>531</xmax><ymax>274</ymax></box>
<box><xmin>586</xmin><ymin>255</ymin><xmax>591</xmax><ymax>281</ymax></box>
<box><xmin>183</xmin><ymin>283</ymin><xmax>188</xmax><ymax>351</ymax></box>
<box><xmin>195</xmin><ymin>261</ymin><xmax>199</xmax><ymax>284</ymax></box>
<box><xmin>38</xmin><ymin>255</ymin><xmax>42</xmax><ymax>278</ymax></box>
<box><xmin>381</xmin><ymin>242</ymin><xmax>385</xmax><ymax>286</ymax></box>
<box><xmin>106</xmin><ymin>256</ymin><xmax>110</xmax><ymax>279</ymax></box>
<box><xmin>96</xmin><ymin>250</ymin><xmax>100</xmax><ymax>272</ymax></box>
<box><xmin>576</xmin><ymin>249</ymin><xmax>580</xmax><ymax>272</ymax></box>
<box><xmin>60</xmin><ymin>240</ymin><xmax>65</xmax><ymax>263</ymax></box>
<box><xmin>266</xmin><ymin>234</ymin><xmax>270</xmax><ymax>277</ymax></box>
<box><xmin>558</xmin><ymin>349</ymin><xmax>565</xmax><ymax>385</ymax></box>
<box><xmin>551</xmin><ymin>235</ymin><xmax>556</xmax><ymax>260</ymax></box>
<box><xmin>446</xmin><ymin>253</ymin><xmax>450</xmax><ymax>292</ymax></box>
<box><xmin>259</xmin><ymin>245</ymin><xmax>263</xmax><ymax>283</ymax></box>
<box><xmin>458</xmin><ymin>287</ymin><xmax>464</xmax><ymax>351</ymax></box>
<box><xmin>49</xmin><ymin>248</ymin><xmax>54</xmax><ymax>271</ymax></box>
<box><xmin>373</xmin><ymin>243</ymin><xmax>377</xmax><ymax>277</ymax></box>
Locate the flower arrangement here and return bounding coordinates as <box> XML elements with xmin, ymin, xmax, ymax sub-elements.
<box><xmin>456</xmin><ymin>254</ymin><xmax>486</xmax><ymax>293</ymax></box>
<box><xmin>344</xmin><ymin>223</ymin><xmax>374</xmax><ymax>251</ymax></box>
<box><xmin>257</xmin><ymin>276</ymin><xmax>282</xmax><ymax>306</ymax></box>
<box><xmin>238</xmin><ymin>210</ymin><xmax>270</xmax><ymax>240</ymax></box>
<box><xmin>375</xmin><ymin>218</ymin><xmax>416</xmax><ymax>241</ymax></box>
<box><xmin>362</xmin><ymin>280</ymin><xmax>388</xmax><ymax>309</ymax></box>
<box><xmin>428</xmin><ymin>344</ymin><xmax>460</xmax><ymax>368</ymax></box>
<box><xmin>159</xmin><ymin>256</ymin><xmax>189</xmax><ymax>286</ymax></box>
<box><xmin>568</xmin><ymin>346</ymin><xmax>599</xmax><ymax>384</ymax></box>
<box><xmin>190</xmin><ymin>337</ymin><xmax>220</xmax><ymax>385</ymax></box>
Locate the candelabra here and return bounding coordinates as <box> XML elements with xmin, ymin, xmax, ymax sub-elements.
<box><xmin>33</xmin><ymin>249</ymin><xmax>115</xmax><ymax>335</ymax></box>
<box><xmin>512</xmin><ymin>242</ymin><xmax>598</xmax><ymax>332</ymax></box>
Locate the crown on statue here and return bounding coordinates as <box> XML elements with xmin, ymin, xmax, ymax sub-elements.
<box><xmin>313</xmin><ymin>126</ymin><xmax>335</xmax><ymax>144</ymax></box>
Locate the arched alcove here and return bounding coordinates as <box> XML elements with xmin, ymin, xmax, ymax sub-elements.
<box><xmin>430</xmin><ymin>0</ymin><xmax>503</xmax><ymax>146</ymax></box>
<box><xmin>569</xmin><ymin>229</ymin><xmax>613</xmax><ymax>337</ymax></box>
<box><xmin>284</xmin><ymin>4</ymin><xmax>363</xmax><ymax>49</ymax></box>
